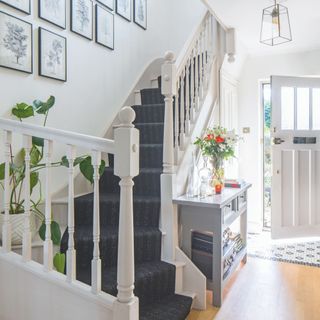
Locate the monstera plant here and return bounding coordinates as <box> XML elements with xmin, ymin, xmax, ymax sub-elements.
<box><xmin>0</xmin><ymin>96</ymin><xmax>105</xmax><ymax>273</ymax></box>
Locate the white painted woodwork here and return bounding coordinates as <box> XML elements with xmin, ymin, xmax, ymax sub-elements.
<box><xmin>67</xmin><ymin>145</ymin><xmax>76</xmax><ymax>282</ymax></box>
<box><xmin>114</xmin><ymin>107</ymin><xmax>139</xmax><ymax>309</ymax></box>
<box><xmin>2</xmin><ymin>130</ymin><xmax>12</xmax><ymax>253</ymax></box>
<box><xmin>22</xmin><ymin>135</ymin><xmax>32</xmax><ymax>262</ymax></box>
<box><xmin>190</xmin><ymin>51</ymin><xmax>195</xmax><ymax>123</ymax></box>
<box><xmin>271</xmin><ymin>76</ymin><xmax>320</xmax><ymax>239</ymax></box>
<box><xmin>91</xmin><ymin>150</ymin><xmax>102</xmax><ymax>294</ymax></box>
<box><xmin>44</xmin><ymin>140</ymin><xmax>53</xmax><ymax>271</ymax></box>
<box><xmin>185</xmin><ymin>62</ymin><xmax>191</xmax><ymax>135</ymax></box>
<box><xmin>195</xmin><ymin>41</ymin><xmax>200</xmax><ymax>112</ymax></box>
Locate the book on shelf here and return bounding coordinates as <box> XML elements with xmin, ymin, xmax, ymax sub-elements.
<box><xmin>224</xmin><ymin>179</ymin><xmax>245</xmax><ymax>189</ymax></box>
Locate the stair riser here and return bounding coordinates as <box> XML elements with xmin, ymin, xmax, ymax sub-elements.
<box><xmin>74</xmin><ymin>197</ymin><xmax>160</xmax><ymax>228</ymax></box>
<box><xmin>62</xmin><ymin>229</ymin><xmax>162</xmax><ymax>268</ymax></box>
<box><xmin>140</xmin><ymin>89</ymin><xmax>164</xmax><ymax>105</ymax></box>
<box><xmin>135</xmin><ymin>124</ymin><xmax>164</xmax><ymax>144</ymax></box>
<box><xmin>140</xmin><ymin>145</ymin><xmax>163</xmax><ymax>168</ymax></box>
<box><xmin>100</xmin><ymin>169</ymin><xmax>161</xmax><ymax>196</ymax></box>
<box><xmin>133</xmin><ymin>105</ymin><xmax>164</xmax><ymax>123</ymax></box>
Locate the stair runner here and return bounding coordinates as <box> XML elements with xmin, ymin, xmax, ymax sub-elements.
<box><xmin>61</xmin><ymin>86</ymin><xmax>193</xmax><ymax>319</ymax></box>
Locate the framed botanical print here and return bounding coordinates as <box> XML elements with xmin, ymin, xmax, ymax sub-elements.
<box><xmin>95</xmin><ymin>4</ymin><xmax>114</xmax><ymax>50</ymax></box>
<box><xmin>0</xmin><ymin>0</ymin><xmax>30</xmax><ymax>15</ymax></box>
<box><xmin>39</xmin><ymin>0</ymin><xmax>66</xmax><ymax>29</ymax></box>
<box><xmin>97</xmin><ymin>0</ymin><xmax>113</xmax><ymax>11</ymax></box>
<box><xmin>0</xmin><ymin>11</ymin><xmax>33</xmax><ymax>73</ymax></box>
<box><xmin>71</xmin><ymin>0</ymin><xmax>93</xmax><ymax>40</ymax></box>
<box><xmin>39</xmin><ymin>27</ymin><xmax>67</xmax><ymax>81</ymax></box>
<box><xmin>134</xmin><ymin>0</ymin><xmax>146</xmax><ymax>30</ymax></box>
<box><xmin>116</xmin><ymin>0</ymin><xmax>130</xmax><ymax>21</ymax></box>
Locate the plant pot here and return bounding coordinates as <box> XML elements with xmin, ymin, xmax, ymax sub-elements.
<box><xmin>0</xmin><ymin>212</ymin><xmax>37</xmax><ymax>246</ymax></box>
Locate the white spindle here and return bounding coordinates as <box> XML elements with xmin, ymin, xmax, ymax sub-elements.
<box><xmin>199</xmin><ymin>30</ymin><xmax>204</xmax><ymax>102</ymax></box>
<box><xmin>114</xmin><ymin>107</ymin><xmax>139</xmax><ymax>304</ymax></box>
<box><xmin>185</xmin><ymin>61</ymin><xmax>190</xmax><ymax>135</ymax></box>
<box><xmin>67</xmin><ymin>145</ymin><xmax>76</xmax><ymax>282</ymax></box>
<box><xmin>44</xmin><ymin>140</ymin><xmax>53</xmax><ymax>271</ymax></box>
<box><xmin>179</xmin><ymin>72</ymin><xmax>185</xmax><ymax>148</ymax></box>
<box><xmin>190</xmin><ymin>49</ymin><xmax>195</xmax><ymax>123</ymax></box>
<box><xmin>2</xmin><ymin>130</ymin><xmax>12</xmax><ymax>252</ymax></box>
<box><xmin>195</xmin><ymin>40</ymin><xmax>200</xmax><ymax>112</ymax></box>
<box><xmin>174</xmin><ymin>79</ymin><xmax>180</xmax><ymax>157</ymax></box>
<box><xmin>203</xmin><ymin>19</ymin><xmax>209</xmax><ymax>90</ymax></box>
<box><xmin>22</xmin><ymin>135</ymin><xmax>32</xmax><ymax>262</ymax></box>
<box><xmin>91</xmin><ymin>150</ymin><xmax>101</xmax><ymax>294</ymax></box>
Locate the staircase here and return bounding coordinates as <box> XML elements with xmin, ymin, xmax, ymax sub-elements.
<box><xmin>60</xmin><ymin>86</ymin><xmax>193</xmax><ymax>320</ymax></box>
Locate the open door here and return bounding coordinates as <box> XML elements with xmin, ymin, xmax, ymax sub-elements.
<box><xmin>271</xmin><ymin>76</ymin><xmax>320</xmax><ymax>239</ymax></box>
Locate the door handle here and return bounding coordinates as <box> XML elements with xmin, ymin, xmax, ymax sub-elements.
<box><xmin>273</xmin><ymin>137</ymin><xmax>285</xmax><ymax>145</ymax></box>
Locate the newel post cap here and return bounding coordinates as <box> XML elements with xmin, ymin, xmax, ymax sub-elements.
<box><xmin>118</xmin><ymin>106</ymin><xmax>136</xmax><ymax>128</ymax></box>
<box><xmin>164</xmin><ymin>51</ymin><xmax>175</xmax><ymax>63</ymax></box>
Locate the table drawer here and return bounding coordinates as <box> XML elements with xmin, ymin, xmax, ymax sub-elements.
<box><xmin>237</xmin><ymin>192</ymin><xmax>247</xmax><ymax>211</ymax></box>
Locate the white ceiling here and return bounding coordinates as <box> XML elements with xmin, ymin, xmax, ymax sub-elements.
<box><xmin>207</xmin><ymin>0</ymin><xmax>320</xmax><ymax>55</ymax></box>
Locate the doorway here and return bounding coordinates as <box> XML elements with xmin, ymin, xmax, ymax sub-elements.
<box><xmin>262</xmin><ymin>82</ymin><xmax>271</xmax><ymax>229</ymax></box>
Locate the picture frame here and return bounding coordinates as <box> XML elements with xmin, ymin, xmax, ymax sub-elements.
<box><xmin>95</xmin><ymin>4</ymin><xmax>114</xmax><ymax>50</ymax></box>
<box><xmin>39</xmin><ymin>27</ymin><xmax>67</xmax><ymax>82</ymax></box>
<box><xmin>0</xmin><ymin>0</ymin><xmax>30</xmax><ymax>15</ymax></box>
<box><xmin>71</xmin><ymin>0</ymin><xmax>93</xmax><ymax>40</ymax></box>
<box><xmin>39</xmin><ymin>0</ymin><xmax>66</xmax><ymax>29</ymax></box>
<box><xmin>133</xmin><ymin>0</ymin><xmax>146</xmax><ymax>30</ymax></box>
<box><xmin>116</xmin><ymin>0</ymin><xmax>130</xmax><ymax>22</ymax></box>
<box><xmin>0</xmin><ymin>11</ymin><xmax>33</xmax><ymax>74</ymax></box>
<box><xmin>97</xmin><ymin>0</ymin><xmax>114</xmax><ymax>11</ymax></box>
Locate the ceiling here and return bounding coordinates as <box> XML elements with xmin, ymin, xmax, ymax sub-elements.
<box><xmin>206</xmin><ymin>0</ymin><xmax>320</xmax><ymax>55</ymax></box>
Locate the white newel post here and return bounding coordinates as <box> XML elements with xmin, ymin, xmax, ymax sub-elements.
<box><xmin>67</xmin><ymin>145</ymin><xmax>76</xmax><ymax>282</ymax></box>
<box><xmin>44</xmin><ymin>140</ymin><xmax>53</xmax><ymax>271</ymax></box>
<box><xmin>91</xmin><ymin>149</ymin><xmax>102</xmax><ymax>294</ymax></box>
<box><xmin>2</xmin><ymin>130</ymin><xmax>12</xmax><ymax>253</ymax></box>
<box><xmin>22</xmin><ymin>135</ymin><xmax>32</xmax><ymax>262</ymax></box>
<box><xmin>113</xmin><ymin>106</ymin><xmax>139</xmax><ymax>320</ymax></box>
<box><xmin>160</xmin><ymin>52</ymin><xmax>179</xmax><ymax>262</ymax></box>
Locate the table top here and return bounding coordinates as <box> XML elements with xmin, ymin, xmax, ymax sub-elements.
<box><xmin>172</xmin><ymin>183</ymin><xmax>252</xmax><ymax>209</ymax></box>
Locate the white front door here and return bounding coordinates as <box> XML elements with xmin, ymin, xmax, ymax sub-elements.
<box><xmin>271</xmin><ymin>76</ymin><xmax>320</xmax><ymax>239</ymax></box>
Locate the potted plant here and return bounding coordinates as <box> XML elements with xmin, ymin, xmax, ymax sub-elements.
<box><xmin>0</xmin><ymin>96</ymin><xmax>105</xmax><ymax>272</ymax></box>
<box><xmin>194</xmin><ymin>126</ymin><xmax>240</xmax><ymax>194</ymax></box>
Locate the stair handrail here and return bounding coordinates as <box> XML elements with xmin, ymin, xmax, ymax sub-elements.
<box><xmin>0</xmin><ymin>107</ymin><xmax>139</xmax><ymax>319</ymax></box>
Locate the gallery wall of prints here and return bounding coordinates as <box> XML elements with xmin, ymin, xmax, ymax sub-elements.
<box><xmin>0</xmin><ymin>0</ymin><xmax>147</xmax><ymax>82</ymax></box>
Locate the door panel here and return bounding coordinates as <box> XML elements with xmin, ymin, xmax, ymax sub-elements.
<box><xmin>271</xmin><ymin>76</ymin><xmax>320</xmax><ymax>239</ymax></box>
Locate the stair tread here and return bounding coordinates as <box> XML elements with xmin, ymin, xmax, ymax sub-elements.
<box><xmin>140</xmin><ymin>294</ymin><xmax>193</xmax><ymax>320</ymax></box>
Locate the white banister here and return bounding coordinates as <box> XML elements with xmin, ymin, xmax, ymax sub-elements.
<box><xmin>2</xmin><ymin>130</ymin><xmax>12</xmax><ymax>253</ymax></box>
<box><xmin>195</xmin><ymin>40</ymin><xmax>200</xmax><ymax>112</ymax></box>
<box><xmin>66</xmin><ymin>145</ymin><xmax>76</xmax><ymax>282</ymax></box>
<box><xmin>190</xmin><ymin>50</ymin><xmax>195</xmax><ymax>123</ymax></box>
<box><xmin>114</xmin><ymin>107</ymin><xmax>139</xmax><ymax>304</ymax></box>
<box><xmin>179</xmin><ymin>71</ymin><xmax>185</xmax><ymax>148</ymax></box>
<box><xmin>91</xmin><ymin>150</ymin><xmax>101</xmax><ymax>294</ymax></box>
<box><xmin>22</xmin><ymin>135</ymin><xmax>32</xmax><ymax>262</ymax></box>
<box><xmin>174</xmin><ymin>80</ymin><xmax>180</xmax><ymax>158</ymax></box>
<box><xmin>185</xmin><ymin>61</ymin><xmax>191</xmax><ymax>135</ymax></box>
<box><xmin>44</xmin><ymin>140</ymin><xmax>53</xmax><ymax>271</ymax></box>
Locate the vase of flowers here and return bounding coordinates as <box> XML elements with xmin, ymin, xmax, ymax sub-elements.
<box><xmin>195</xmin><ymin>126</ymin><xmax>240</xmax><ymax>194</ymax></box>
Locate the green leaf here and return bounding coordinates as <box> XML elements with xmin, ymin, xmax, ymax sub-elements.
<box><xmin>30</xmin><ymin>172</ymin><xmax>39</xmax><ymax>194</ymax></box>
<box><xmin>0</xmin><ymin>162</ymin><xmax>5</xmax><ymax>180</ymax></box>
<box><xmin>99</xmin><ymin>160</ymin><xmax>106</xmax><ymax>177</ymax></box>
<box><xmin>30</xmin><ymin>146</ymin><xmax>42</xmax><ymax>165</ymax></box>
<box><xmin>32</xmin><ymin>136</ymin><xmax>44</xmax><ymax>147</ymax></box>
<box><xmin>79</xmin><ymin>156</ymin><xmax>94</xmax><ymax>184</ymax></box>
<box><xmin>60</xmin><ymin>156</ymin><xmax>69</xmax><ymax>168</ymax></box>
<box><xmin>33</xmin><ymin>96</ymin><xmax>55</xmax><ymax>115</ymax></box>
<box><xmin>39</xmin><ymin>220</ymin><xmax>61</xmax><ymax>246</ymax></box>
<box><xmin>53</xmin><ymin>252</ymin><xmax>65</xmax><ymax>274</ymax></box>
<box><xmin>12</xmin><ymin>103</ymin><xmax>34</xmax><ymax>120</ymax></box>
<box><xmin>14</xmin><ymin>148</ymin><xmax>26</xmax><ymax>168</ymax></box>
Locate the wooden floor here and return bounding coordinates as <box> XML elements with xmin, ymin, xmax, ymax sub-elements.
<box><xmin>188</xmin><ymin>257</ymin><xmax>320</xmax><ymax>320</ymax></box>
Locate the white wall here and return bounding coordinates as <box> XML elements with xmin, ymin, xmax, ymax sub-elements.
<box><xmin>0</xmin><ymin>0</ymin><xmax>206</xmax><ymax>193</ymax></box>
<box><xmin>238</xmin><ymin>49</ymin><xmax>320</xmax><ymax>231</ymax></box>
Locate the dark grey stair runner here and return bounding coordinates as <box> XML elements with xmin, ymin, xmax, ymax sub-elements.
<box><xmin>61</xmin><ymin>85</ymin><xmax>193</xmax><ymax>320</ymax></box>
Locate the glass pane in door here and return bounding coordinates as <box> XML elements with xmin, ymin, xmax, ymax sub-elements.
<box><xmin>281</xmin><ymin>87</ymin><xmax>294</xmax><ymax>130</ymax></box>
<box><xmin>313</xmin><ymin>88</ymin><xmax>320</xmax><ymax>130</ymax></box>
<box><xmin>297</xmin><ymin>88</ymin><xmax>310</xmax><ymax>130</ymax></box>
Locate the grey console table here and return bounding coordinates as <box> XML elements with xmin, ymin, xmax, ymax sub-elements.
<box><xmin>173</xmin><ymin>183</ymin><xmax>252</xmax><ymax>307</ymax></box>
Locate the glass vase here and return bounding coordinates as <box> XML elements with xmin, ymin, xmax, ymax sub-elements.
<box><xmin>210</xmin><ymin>157</ymin><xmax>225</xmax><ymax>194</ymax></box>
<box><xmin>199</xmin><ymin>156</ymin><xmax>212</xmax><ymax>198</ymax></box>
<box><xmin>186</xmin><ymin>152</ymin><xmax>200</xmax><ymax>198</ymax></box>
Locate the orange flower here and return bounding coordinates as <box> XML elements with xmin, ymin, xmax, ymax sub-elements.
<box><xmin>205</xmin><ymin>134</ymin><xmax>214</xmax><ymax>141</ymax></box>
<box><xmin>215</xmin><ymin>136</ymin><xmax>225</xmax><ymax>143</ymax></box>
